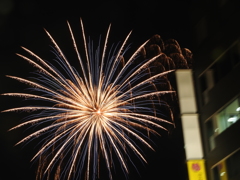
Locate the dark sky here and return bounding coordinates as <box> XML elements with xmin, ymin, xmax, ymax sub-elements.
<box><xmin>0</xmin><ymin>0</ymin><xmax>192</xmax><ymax>179</ymax></box>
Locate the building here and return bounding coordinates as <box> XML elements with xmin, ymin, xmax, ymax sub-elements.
<box><xmin>190</xmin><ymin>0</ymin><xmax>240</xmax><ymax>179</ymax></box>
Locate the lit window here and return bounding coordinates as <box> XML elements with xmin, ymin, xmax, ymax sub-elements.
<box><xmin>206</xmin><ymin>96</ymin><xmax>240</xmax><ymax>151</ymax></box>
<box><xmin>215</xmin><ymin>98</ymin><xmax>240</xmax><ymax>134</ymax></box>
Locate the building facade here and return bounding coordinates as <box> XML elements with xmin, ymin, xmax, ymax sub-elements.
<box><xmin>191</xmin><ymin>0</ymin><xmax>240</xmax><ymax>179</ymax></box>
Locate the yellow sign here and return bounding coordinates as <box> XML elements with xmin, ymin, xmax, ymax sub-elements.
<box><xmin>187</xmin><ymin>159</ymin><xmax>207</xmax><ymax>180</ymax></box>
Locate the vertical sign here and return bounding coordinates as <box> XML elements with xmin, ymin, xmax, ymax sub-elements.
<box><xmin>176</xmin><ymin>70</ymin><xmax>207</xmax><ymax>180</ymax></box>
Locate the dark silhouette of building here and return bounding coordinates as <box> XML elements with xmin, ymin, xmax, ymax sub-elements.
<box><xmin>191</xmin><ymin>0</ymin><xmax>240</xmax><ymax>179</ymax></box>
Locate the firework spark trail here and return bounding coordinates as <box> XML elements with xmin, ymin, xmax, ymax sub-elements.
<box><xmin>2</xmin><ymin>19</ymin><xmax>176</xmax><ymax>180</ymax></box>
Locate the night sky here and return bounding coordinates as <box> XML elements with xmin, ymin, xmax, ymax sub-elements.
<box><xmin>0</xmin><ymin>0</ymin><xmax>192</xmax><ymax>179</ymax></box>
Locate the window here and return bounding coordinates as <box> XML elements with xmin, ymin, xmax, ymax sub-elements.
<box><xmin>226</xmin><ymin>150</ymin><xmax>240</xmax><ymax>178</ymax></box>
<box><xmin>212</xmin><ymin>150</ymin><xmax>240</xmax><ymax>180</ymax></box>
<box><xmin>200</xmin><ymin>68</ymin><xmax>215</xmax><ymax>104</ymax></box>
<box><xmin>206</xmin><ymin>119</ymin><xmax>215</xmax><ymax>150</ymax></box>
<box><xmin>215</xmin><ymin>98</ymin><xmax>240</xmax><ymax>134</ymax></box>
<box><xmin>212</xmin><ymin>160</ymin><xmax>228</xmax><ymax>180</ymax></box>
<box><xmin>206</xmin><ymin>96</ymin><xmax>240</xmax><ymax>151</ymax></box>
<box><xmin>230</xmin><ymin>41</ymin><xmax>240</xmax><ymax>67</ymax></box>
<box><xmin>200</xmin><ymin>41</ymin><xmax>240</xmax><ymax>105</ymax></box>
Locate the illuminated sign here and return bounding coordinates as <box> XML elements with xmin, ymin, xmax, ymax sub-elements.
<box><xmin>187</xmin><ymin>159</ymin><xmax>207</xmax><ymax>180</ymax></box>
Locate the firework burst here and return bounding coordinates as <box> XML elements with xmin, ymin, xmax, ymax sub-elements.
<box><xmin>2</xmin><ymin>19</ymin><xmax>177</xmax><ymax>180</ymax></box>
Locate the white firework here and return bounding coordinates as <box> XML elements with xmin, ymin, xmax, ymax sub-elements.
<box><xmin>2</xmin><ymin>19</ymin><xmax>175</xmax><ymax>180</ymax></box>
